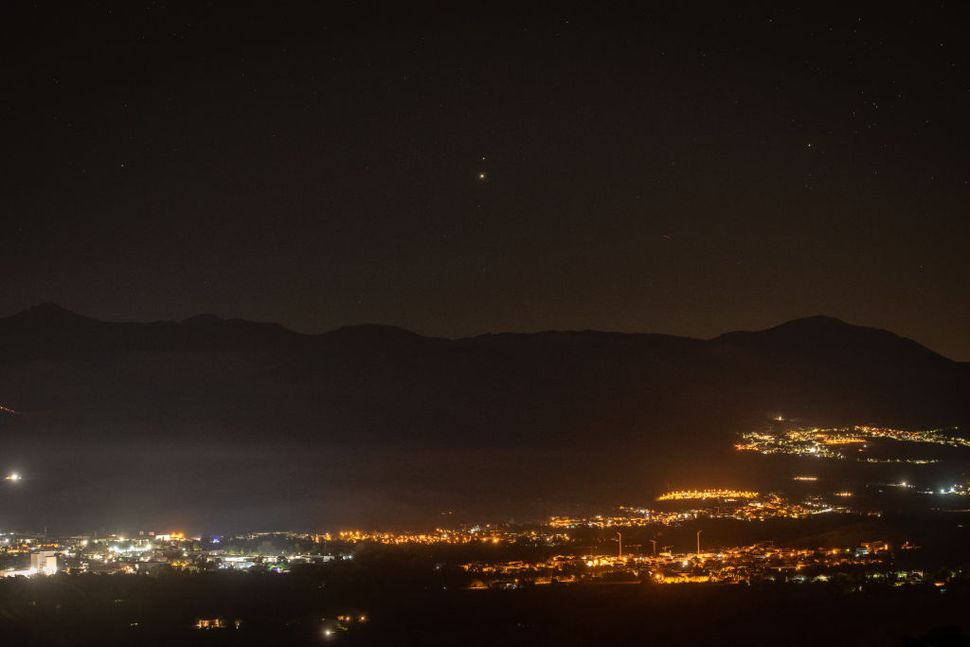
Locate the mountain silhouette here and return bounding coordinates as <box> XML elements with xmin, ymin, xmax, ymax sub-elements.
<box><xmin>0</xmin><ymin>305</ymin><xmax>967</xmax><ymax>532</ymax></box>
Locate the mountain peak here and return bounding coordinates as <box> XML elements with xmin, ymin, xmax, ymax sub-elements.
<box><xmin>26</xmin><ymin>301</ymin><xmax>77</xmax><ymax>315</ymax></box>
<box><xmin>717</xmin><ymin>315</ymin><xmax>875</xmax><ymax>341</ymax></box>
<box><xmin>181</xmin><ymin>313</ymin><xmax>226</xmax><ymax>326</ymax></box>
<box><xmin>770</xmin><ymin>314</ymin><xmax>853</xmax><ymax>329</ymax></box>
<box><xmin>715</xmin><ymin>315</ymin><xmax>949</xmax><ymax>365</ymax></box>
<box><xmin>781</xmin><ymin>314</ymin><xmax>847</xmax><ymax>325</ymax></box>
<box><xmin>9</xmin><ymin>302</ymin><xmax>97</xmax><ymax>324</ymax></box>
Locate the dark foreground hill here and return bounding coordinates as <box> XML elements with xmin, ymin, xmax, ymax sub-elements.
<box><xmin>0</xmin><ymin>304</ymin><xmax>967</xmax><ymax>532</ymax></box>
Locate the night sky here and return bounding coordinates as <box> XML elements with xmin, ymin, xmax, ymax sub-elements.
<box><xmin>3</xmin><ymin>2</ymin><xmax>969</xmax><ymax>358</ymax></box>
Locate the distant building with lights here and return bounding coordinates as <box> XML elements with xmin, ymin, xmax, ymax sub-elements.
<box><xmin>30</xmin><ymin>550</ymin><xmax>58</xmax><ymax>575</ymax></box>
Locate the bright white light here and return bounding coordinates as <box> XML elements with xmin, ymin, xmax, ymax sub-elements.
<box><xmin>323</xmin><ymin>628</ymin><xmax>333</xmax><ymax>638</ymax></box>
<box><xmin>5</xmin><ymin>473</ymin><xmax>20</xmax><ymax>482</ymax></box>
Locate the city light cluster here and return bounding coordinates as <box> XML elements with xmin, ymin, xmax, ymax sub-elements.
<box><xmin>337</xmin><ymin>527</ymin><xmax>569</xmax><ymax>546</ymax></box>
<box><xmin>460</xmin><ymin>540</ymin><xmax>924</xmax><ymax>589</ymax></box>
<box><xmin>549</xmin><ymin>491</ymin><xmax>852</xmax><ymax>529</ymax></box>
<box><xmin>736</xmin><ymin>425</ymin><xmax>968</xmax><ymax>461</ymax></box>
<box><xmin>0</xmin><ymin>531</ymin><xmax>349</xmax><ymax>578</ymax></box>
<box><xmin>657</xmin><ymin>489</ymin><xmax>759</xmax><ymax>501</ymax></box>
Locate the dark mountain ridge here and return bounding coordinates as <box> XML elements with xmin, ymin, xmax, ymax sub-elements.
<box><xmin>1</xmin><ymin>305</ymin><xmax>966</xmax><ymax>441</ymax></box>
<box><xmin>1</xmin><ymin>304</ymin><xmax>967</xmax><ymax>531</ymax></box>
